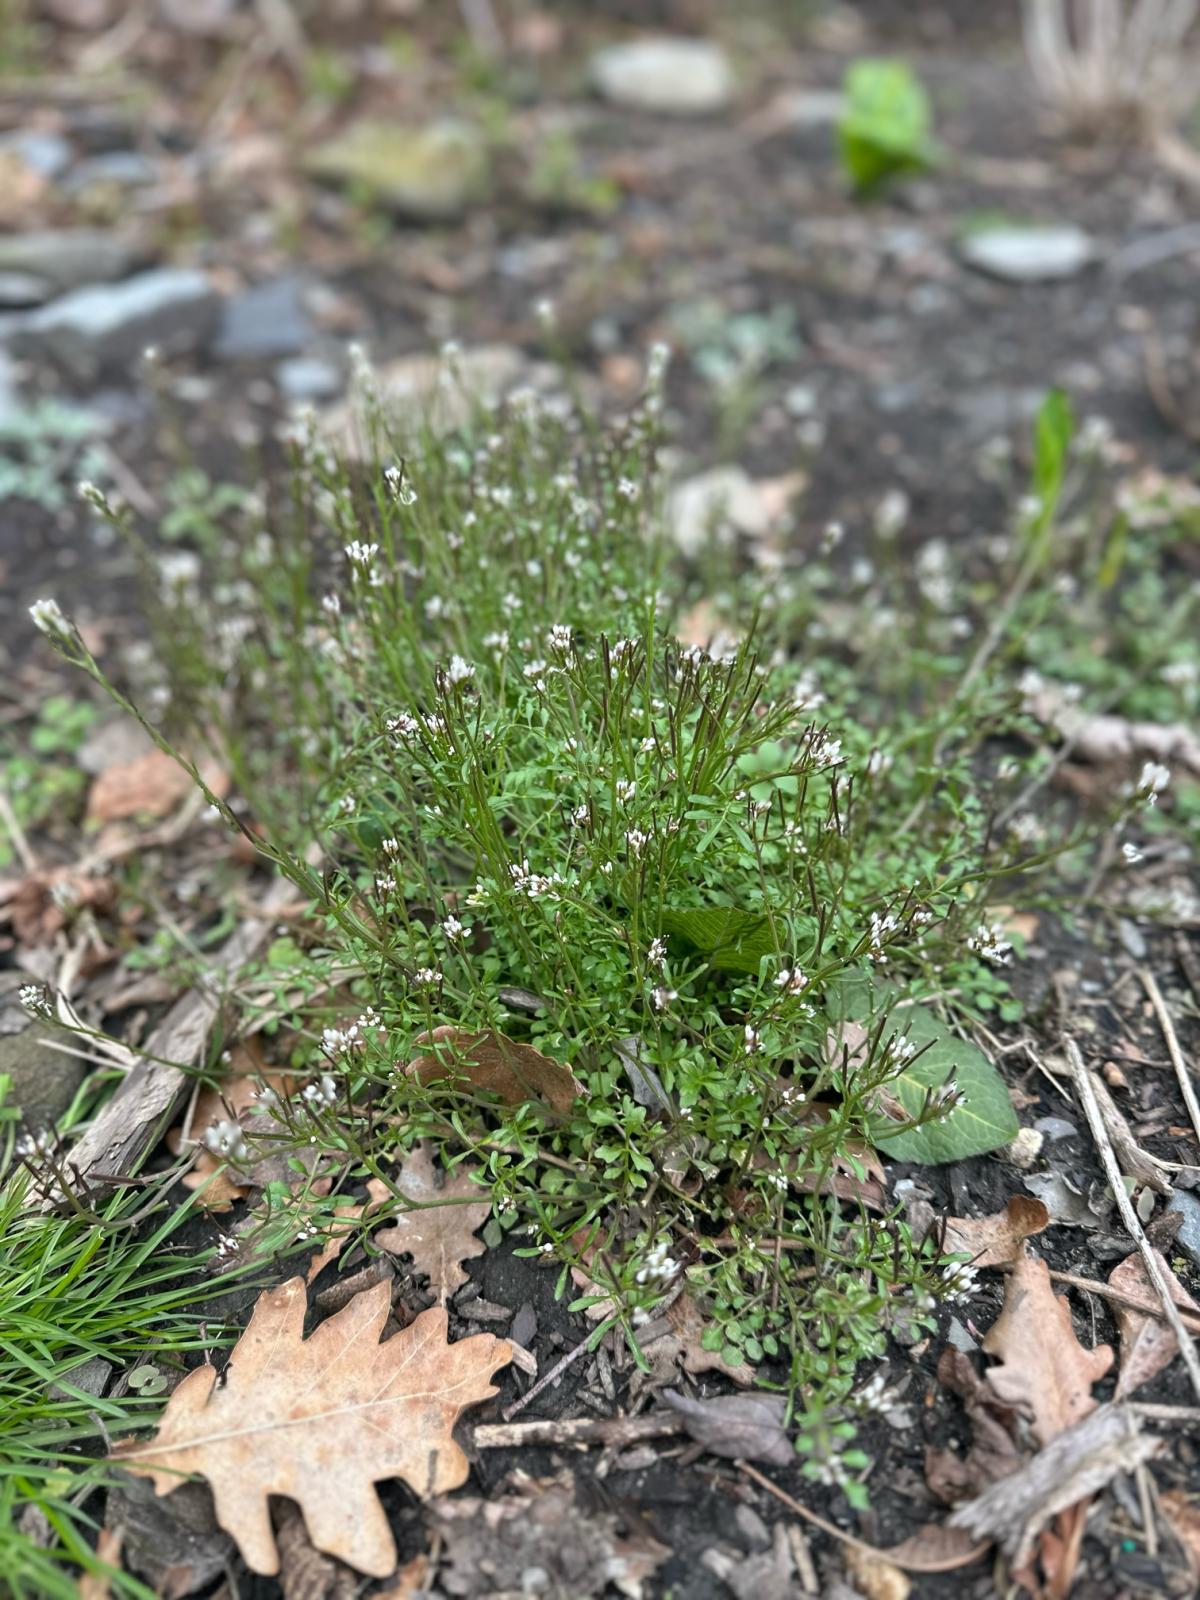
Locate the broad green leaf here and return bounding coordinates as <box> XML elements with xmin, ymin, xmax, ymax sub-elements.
<box><xmin>838</xmin><ymin>60</ymin><xmax>935</xmax><ymax>194</ymax></box>
<box><xmin>871</xmin><ymin>1003</ymin><xmax>1018</xmax><ymax>1163</ymax></box>
<box><xmin>660</xmin><ymin>906</ymin><xmax>777</xmax><ymax>974</ymax></box>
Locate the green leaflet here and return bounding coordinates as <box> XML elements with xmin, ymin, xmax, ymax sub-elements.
<box><xmin>870</xmin><ymin>1003</ymin><xmax>1018</xmax><ymax>1164</ymax></box>
<box><xmin>838</xmin><ymin>59</ymin><xmax>936</xmax><ymax>195</ymax></box>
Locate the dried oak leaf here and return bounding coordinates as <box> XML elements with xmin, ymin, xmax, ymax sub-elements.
<box><xmin>981</xmin><ymin>1247</ymin><xmax>1113</xmax><ymax>1447</ymax></box>
<box><xmin>374</xmin><ymin>1143</ymin><xmax>491</xmax><ymax>1302</ymax></box>
<box><xmin>111</xmin><ymin>1277</ymin><xmax>511</xmax><ymax>1578</ymax></box>
<box><xmin>1109</xmin><ymin>1249</ymin><xmax>1200</xmax><ymax>1399</ymax></box>
<box><xmin>408</xmin><ymin>1026</ymin><xmax>581</xmax><ymax>1117</ymax></box>
<box><xmin>430</xmin><ymin>1468</ymin><xmax>669</xmax><ymax>1599</ymax></box>
<box><xmin>926</xmin><ymin>1347</ymin><xmax>1023</xmax><ymax>1504</ymax></box>
<box><xmin>941</xmin><ymin>1195</ymin><xmax>1050</xmax><ymax>1269</ymax></box>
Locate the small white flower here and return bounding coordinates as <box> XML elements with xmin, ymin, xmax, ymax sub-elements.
<box><xmin>635</xmin><ymin>1237</ymin><xmax>679</xmax><ymax>1286</ymax></box>
<box><xmin>1137</xmin><ymin>761</ymin><xmax>1171</xmax><ymax>803</ymax></box>
<box><xmin>546</xmin><ymin>623</ymin><xmax>573</xmax><ymax>653</ymax></box>
<box><xmin>534</xmin><ymin>297</ymin><xmax>556</xmax><ymax>328</ymax></box>
<box><xmin>616</xmin><ymin>779</ymin><xmax>636</xmax><ymax>804</ymax></box>
<box><xmin>820</xmin><ymin>520</ymin><xmax>844</xmax><ymax>554</ymax></box>
<box><xmin>744</xmin><ymin>1024</ymin><xmax>762</xmax><ymax>1053</ymax></box>
<box><xmin>616</xmin><ymin>477</ymin><xmax>640</xmax><ymax>503</ymax></box>
<box><xmin>303</xmin><ymin>1073</ymin><xmax>339</xmax><ymax>1110</ymax></box>
<box><xmin>942</xmin><ymin>1260</ymin><xmax>977</xmax><ymax>1302</ymax></box>
<box><xmin>343</xmin><ymin>540</ymin><xmax>379</xmax><ymax>565</ymax></box>
<box><xmin>652</xmin><ymin>985</ymin><xmax>677</xmax><ymax>1012</ymax></box>
<box><xmin>625</xmin><ymin>828</ymin><xmax>650</xmax><ymax>858</ymax></box>
<box><xmin>967</xmin><ymin>921</ymin><xmax>1013</xmax><ymax>965</ymax></box>
<box><xmin>446</xmin><ymin>654</ymin><xmax>475</xmax><ymax>685</ymax></box>
<box><xmin>1122</xmin><ymin>841</ymin><xmax>1144</xmax><ymax>865</ymax></box>
<box><xmin>647</xmin><ymin>936</ymin><xmax>667</xmax><ymax>967</ymax></box>
<box><xmin>387</xmin><ymin>713</ymin><xmax>420</xmax><ymax>739</ymax></box>
<box><xmin>29</xmin><ymin>598</ymin><xmax>72</xmax><ymax>640</ymax></box>
<box><xmin>18</xmin><ymin>984</ymin><xmax>50</xmax><ymax>1016</ymax></box>
<box><xmin>1162</xmin><ymin>660</ymin><xmax>1198</xmax><ymax>689</ymax></box>
<box><xmin>773</xmin><ymin>965</ymin><xmax>808</xmax><ymax>996</ymax></box>
<box><xmin>866</xmin><ymin>749</ymin><xmax>893</xmax><ymax>777</ymax></box>
<box><xmin>204</xmin><ymin>1119</ymin><xmax>249</xmax><ymax>1162</ymax></box>
<box><xmin>414</xmin><ymin>967</ymin><xmax>442</xmax><ymax>988</ymax></box>
<box><xmin>442</xmin><ymin>915</ymin><xmax>470</xmax><ymax>940</ymax></box>
<box><xmin>321</xmin><ymin>592</ymin><xmax>342</xmax><ymax>617</ymax></box>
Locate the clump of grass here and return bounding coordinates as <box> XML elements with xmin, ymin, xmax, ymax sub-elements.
<box><xmin>0</xmin><ymin>1172</ymin><xmax>251</xmax><ymax>1599</ymax></box>
<box><xmin>32</xmin><ymin>351</ymin><xmax>1189</xmax><ymax>1502</ymax></box>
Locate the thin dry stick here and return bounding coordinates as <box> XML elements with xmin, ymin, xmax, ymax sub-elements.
<box><xmin>1040</xmin><ymin>1265</ymin><xmax>1200</xmax><ymax>1335</ymax></box>
<box><xmin>502</xmin><ymin>1328</ymin><xmax>595</xmax><ymax>1421</ymax></box>
<box><xmin>1139</xmin><ymin>966</ymin><xmax>1200</xmax><ymax>1148</ymax></box>
<box><xmin>476</xmin><ymin>1413</ymin><xmax>685</xmax><ymax>1451</ymax></box>
<box><xmin>1066</xmin><ymin>1035</ymin><xmax>1200</xmax><ymax>1401</ymax></box>
<box><xmin>737</xmin><ymin>1461</ymin><xmax>988</xmax><ymax>1574</ymax></box>
<box><xmin>0</xmin><ymin>787</ymin><xmax>38</xmax><ymax>873</ymax></box>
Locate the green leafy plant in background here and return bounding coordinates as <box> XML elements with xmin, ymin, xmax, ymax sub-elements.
<box><xmin>838</xmin><ymin>58</ymin><xmax>936</xmax><ymax>193</ymax></box>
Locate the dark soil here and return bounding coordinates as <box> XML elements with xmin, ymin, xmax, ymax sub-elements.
<box><xmin>5</xmin><ymin>1</ymin><xmax>1200</xmax><ymax>1595</ymax></box>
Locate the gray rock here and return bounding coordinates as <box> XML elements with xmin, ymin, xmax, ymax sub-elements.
<box><xmin>668</xmin><ymin>465</ymin><xmax>769</xmax><ymax>559</ymax></box>
<box><xmin>0</xmin><ymin>228</ymin><xmax>139</xmax><ymax>294</ymax></box>
<box><xmin>0</xmin><ymin>129</ymin><xmax>73</xmax><ymax>180</ymax></box>
<box><xmin>960</xmin><ymin>224</ymin><xmax>1096</xmax><ymax>283</ymax></box>
<box><xmin>0</xmin><ymin>272</ymin><xmax>53</xmax><ymax>308</ymax></box>
<box><xmin>1167</xmin><ymin>1190</ymin><xmax>1200</xmax><ymax>1269</ymax></box>
<box><xmin>13</xmin><ymin>268</ymin><xmax>218</xmax><ymax>382</ymax></box>
<box><xmin>1034</xmin><ymin>1114</ymin><xmax>1079</xmax><ymax>1142</ymax></box>
<box><xmin>275</xmin><ymin>354</ymin><xmax>342</xmax><ymax>402</ymax></box>
<box><xmin>62</xmin><ymin>150</ymin><xmax>157</xmax><ymax>194</ymax></box>
<box><xmin>213</xmin><ymin>276</ymin><xmax>313</xmax><ymax>360</ymax></box>
<box><xmin>590</xmin><ymin>37</ymin><xmax>735</xmax><ymax>115</ymax></box>
<box><xmin>0</xmin><ymin>982</ymin><xmax>86</xmax><ymax>1132</ymax></box>
<box><xmin>305</xmin><ymin>118</ymin><xmax>489</xmax><ymax>221</ymax></box>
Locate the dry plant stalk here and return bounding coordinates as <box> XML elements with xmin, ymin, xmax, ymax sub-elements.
<box><xmin>1023</xmin><ymin>0</ymin><xmax>1199</xmax><ymax>133</ymax></box>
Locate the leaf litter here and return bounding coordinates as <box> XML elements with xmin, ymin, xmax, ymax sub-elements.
<box><xmin>373</xmin><ymin>1141</ymin><xmax>492</xmax><ymax>1302</ymax></box>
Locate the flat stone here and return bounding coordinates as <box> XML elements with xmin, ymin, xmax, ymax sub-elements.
<box><xmin>62</xmin><ymin>150</ymin><xmax>157</xmax><ymax>194</ymax></box>
<box><xmin>0</xmin><ymin>980</ymin><xmax>86</xmax><ymax>1131</ymax></box>
<box><xmin>0</xmin><ymin>228</ymin><xmax>139</xmax><ymax>294</ymax></box>
<box><xmin>13</xmin><ymin>267</ymin><xmax>218</xmax><ymax>383</ymax></box>
<box><xmin>213</xmin><ymin>275</ymin><xmax>313</xmax><ymax>360</ymax></box>
<box><xmin>305</xmin><ymin>118</ymin><xmax>489</xmax><ymax>221</ymax></box>
<box><xmin>309</xmin><ymin>344</ymin><xmax>561</xmax><ymax>458</ymax></box>
<box><xmin>590</xmin><ymin>37</ymin><xmax>735</xmax><ymax>115</ymax></box>
<box><xmin>960</xmin><ymin>224</ymin><xmax>1096</xmax><ymax>283</ymax></box>
<box><xmin>1167</xmin><ymin>1190</ymin><xmax>1200</xmax><ymax>1269</ymax></box>
<box><xmin>0</xmin><ymin>129</ymin><xmax>73</xmax><ymax>180</ymax></box>
<box><xmin>668</xmin><ymin>466</ymin><xmax>769</xmax><ymax>559</ymax></box>
<box><xmin>275</xmin><ymin>354</ymin><xmax>342</xmax><ymax>402</ymax></box>
<box><xmin>0</xmin><ymin>271</ymin><xmax>52</xmax><ymax>308</ymax></box>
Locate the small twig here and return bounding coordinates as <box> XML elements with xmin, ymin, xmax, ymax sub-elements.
<box><xmin>0</xmin><ymin>787</ymin><xmax>38</xmax><ymax>873</ymax></box>
<box><xmin>737</xmin><ymin>1461</ymin><xmax>988</xmax><ymax>1574</ymax></box>
<box><xmin>1059</xmin><ymin>1042</ymin><xmax>1173</xmax><ymax>1196</ymax></box>
<box><xmin>1129</xmin><ymin>1402</ymin><xmax>1200</xmax><ymax>1423</ymax></box>
<box><xmin>476</xmin><ymin>1412</ymin><xmax>685</xmax><ymax>1451</ymax></box>
<box><xmin>1139</xmin><ymin>966</ymin><xmax>1200</xmax><ymax>1149</ymax></box>
<box><xmin>1030</xmin><ymin>1265</ymin><xmax>1200</xmax><ymax>1335</ymax></box>
<box><xmin>1065</xmin><ymin>1035</ymin><xmax>1200</xmax><ymax>1401</ymax></box>
<box><xmin>502</xmin><ymin>1328</ymin><xmax>595</xmax><ymax>1421</ymax></box>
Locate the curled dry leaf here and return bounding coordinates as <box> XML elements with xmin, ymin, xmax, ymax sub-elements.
<box><xmin>877</xmin><ymin>1523</ymin><xmax>988</xmax><ymax>1575</ymax></box>
<box><xmin>1109</xmin><ymin>1248</ymin><xmax>1200</xmax><ymax>1399</ymax></box>
<box><xmin>941</xmin><ymin>1195</ymin><xmax>1050</xmax><ymax>1268</ymax></box>
<box><xmin>373</xmin><ymin>1142</ymin><xmax>491</xmax><ymax>1302</ymax></box>
<box><xmin>111</xmin><ymin>1278</ymin><xmax>510</xmax><ymax>1578</ymax></box>
<box><xmin>981</xmin><ymin>1247</ymin><xmax>1113</xmax><ymax>1447</ymax></box>
<box><xmin>408</xmin><ymin>1025</ymin><xmax>582</xmax><ymax>1117</ymax></box>
<box><xmin>926</xmin><ymin>1347</ymin><xmax>1022</xmax><ymax>1504</ymax></box>
<box><xmin>660</xmin><ymin>1388</ymin><xmax>792</xmax><ymax>1467</ymax></box>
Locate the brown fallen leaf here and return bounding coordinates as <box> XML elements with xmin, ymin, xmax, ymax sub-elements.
<box><xmin>981</xmin><ymin>1248</ymin><xmax>1113</xmax><ymax>1447</ymax></box>
<box><xmin>408</xmin><ymin>1025</ymin><xmax>581</xmax><ymax>1117</ymax></box>
<box><xmin>1110</xmin><ymin>1249</ymin><xmax>1200</xmax><ymax>1398</ymax></box>
<box><xmin>1160</xmin><ymin>1490</ymin><xmax>1200</xmax><ymax>1582</ymax></box>
<box><xmin>86</xmin><ymin>750</ymin><xmax>223</xmax><ymax>826</ymax></box>
<box><xmin>926</xmin><ymin>1347</ymin><xmax>1024</xmax><ymax>1504</ymax></box>
<box><xmin>844</xmin><ymin>1546</ymin><xmax>910</xmax><ymax>1600</ymax></box>
<box><xmin>941</xmin><ymin>1195</ymin><xmax>1050</xmax><ymax>1269</ymax></box>
<box><xmin>877</xmin><ymin>1523</ymin><xmax>987</xmax><ymax>1575</ymax></box>
<box><xmin>111</xmin><ymin>1277</ymin><xmax>510</xmax><ymax>1578</ymax></box>
<box><xmin>661</xmin><ymin>1388</ymin><xmax>792</xmax><ymax>1468</ymax></box>
<box><xmin>275</xmin><ymin>1502</ymin><xmax>357</xmax><ymax>1600</ymax></box>
<box><xmin>306</xmin><ymin>1178</ymin><xmax>391</xmax><ymax>1283</ymax></box>
<box><xmin>373</xmin><ymin>1143</ymin><xmax>491</xmax><ymax>1302</ymax></box>
<box><xmin>640</xmin><ymin>1289</ymin><xmax>755</xmax><ymax>1389</ymax></box>
<box><xmin>1022</xmin><ymin>681</ymin><xmax>1200</xmax><ymax>775</ymax></box>
<box><xmin>372</xmin><ymin>1553</ymin><xmax>432</xmax><ymax>1598</ymax></box>
<box><xmin>949</xmin><ymin>1403</ymin><xmax>1161</xmax><ymax>1565</ymax></box>
<box><xmin>78</xmin><ymin>1526</ymin><xmax>123</xmax><ymax>1600</ymax></box>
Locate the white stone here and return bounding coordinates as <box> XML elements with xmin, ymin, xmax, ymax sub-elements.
<box><xmin>590</xmin><ymin>37</ymin><xmax>735</xmax><ymax>116</ymax></box>
<box><xmin>960</xmin><ymin>225</ymin><xmax>1096</xmax><ymax>283</ymax></box>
